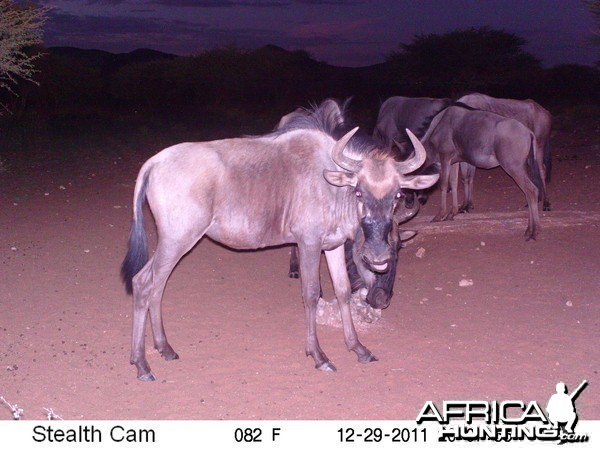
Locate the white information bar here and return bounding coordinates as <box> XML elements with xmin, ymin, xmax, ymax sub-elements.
<box><xmin>0</xmin><ymin>420</ymin><xmax>596</xmax><ymax>449</ymax></box>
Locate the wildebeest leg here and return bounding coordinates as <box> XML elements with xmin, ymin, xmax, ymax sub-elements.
<box><xmin>532</xmin><ymin>142</ymin><xmax>551</xmax><ymax>212</ymax></box>
<box><xmin>130</xmin><ymin>265</ymin><xmax>154</xmax><ymax>381</ymax></box>
<box><xmin>432</xmin><ymin>159</ymin><xmax>451</xmax><ymax>222</ymax></box>
<box><xmin>290</xmin><ymin>245</ymin><xmax>324</xmax><ymax>298</ymax></box>
<box><xmin>147</xmin><ymin>249</ymin><xmax>183</xmax><ymax>361</ymax></box>
<box><xmin>537</xmin><ymin>138</ymin><xmax>552</xmax><ymax>211</ymax></box>
<box><xmin>325</xmin><ymin>245</ymin><xmax>377</xmax><ymax>364</ymax></box>
<box><xmin>458</xmin><ymin>163</ymin><xmax>475</xmax><ymax>213</ymax></box>
<box><xmin>538</xmin><ymin>173</ymin><xmax>551</xmax><ymax>211</ymax></box>
<box><xmin>542</xmin><ymin>193</ymin><xmax>551</xmax><ymax>212</ymax></box>
<box><xmin>131</xmin><ymin>236</ymin><xmax>202</xmax><ymax>381</ymax></box>
<box><xmin>298</xmin><ymin>242</ymin><xmax>335</xmax><ymax>371</ymax></box>
<box><xmin>447</xmin><ymin>163</ymin><xmax>459</xmax><ymax>220</ymax></box>
<box><xmin>288</xmin><ymin>245</ymin><xmax>300</xmax><ymax>278</ymax></box>
<box><xmin>502</xmin><ymin>164</ymin><xmax>540</xmax><ymax>240</ymax></box>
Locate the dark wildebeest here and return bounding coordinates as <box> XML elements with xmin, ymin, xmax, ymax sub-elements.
<box><xmin>121</xmin><ymin>100</ymin><xmax>439</xmax><ymax>380</ymax></box>
<box><xmin>280</xmin><ymin>100</ymin><xmax>422</xmax><ymax>309</ymax></box>
<box><xmin>456</xmin><ymin>93</ymin><xmax>552</xmax><ymax>212</ymax></box>
<box><xmin>341</xmin><ymin>215</ymin><xmax>419</xmax><ymax>308</ymax></box>
<box><xmin>373</xmin><ymin>96</ymin><xmax>451</xmax><ymax>207</ymax></box>
<box><xmin>373</xmin><ymin>96</ymin><xmax>452</xmax><ymax>153</ymax></box>
<box><xmin>288</xmin><ymin>194</ymin><xmax>421</xmax><ymax>309</ymax></box>
<box><xmin>421</xmin><ymin>104</ymin><xmax>544</xmax><ymax>240</ymax></box>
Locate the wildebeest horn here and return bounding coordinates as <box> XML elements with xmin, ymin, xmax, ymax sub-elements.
<box><xmin>331</xmin><ymin>126</ymin><xmax>361</xmax><ymax>172</ymax></box>
<box><xmin>395</xmin><ymin>129</ymin><xmax>426</xmax><ymax>174</ymax></box>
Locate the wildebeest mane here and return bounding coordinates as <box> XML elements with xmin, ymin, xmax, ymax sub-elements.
<box><xmin>452</xmin><ymin>101</ymin><xmax>478</xmax><ymax>111</ymax></box>
<box><xmin>275</xmin><ymin>98</ymin><xmax>394</xmax><ymax>160</ymax></box>
<box><xmin>415</xmin><ymin>100</ymin><xmax>481</xmax><ymax>144</ymax></box>
<box><xmin>274</xmin><ymin>98</ymin><xmax>350</xmax><ymax>137</ymax></box>
<box><xmin>348</xmin><ymin>129</ymin><xmax>396</xmax><ymax>159</ymax></box>
<box><xmin>411</xmin><ymin>98</ymin><xmax>453</xmax><ymax>139</ymax></box>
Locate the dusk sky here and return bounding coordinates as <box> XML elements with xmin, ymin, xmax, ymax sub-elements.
<box><xmin>38</xmin><ymin>0</ymin><xmax>598</xmax><ymax>68</ymax></box>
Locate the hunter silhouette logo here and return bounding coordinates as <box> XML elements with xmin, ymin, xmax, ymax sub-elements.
<box><xmin>416</xmin><ymin>379</ymin><xmax>590</xmax><ymax>443</ymax></box>
<box><xmin>546</xmin><ymin>380</ymin><xmax>588</xmax><ymax>435</ymax></box>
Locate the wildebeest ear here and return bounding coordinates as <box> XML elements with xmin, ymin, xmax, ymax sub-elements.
<box><xmin>401</xmin><ymin>173</ymin><xmax>439</xmax><ymax>190</ymax></box>
<box><xmin>323</xmin><ymin>169</ymin><xmax>358</xmax><ymax>187</ymax></box>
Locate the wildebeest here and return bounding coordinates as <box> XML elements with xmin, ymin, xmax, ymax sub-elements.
<box><xmin>456</xmin><ymin>93</ymin><xmax>552</xmax><ymax>212</ymax></box>
<box><xmin>287</xmin><ymin>197</ymin><xmax>421</xmax><ymax>308</ymax></box>
<box><xmin>421</xmin><ymin>104</ymin><xmax>544</xmax><ymax>240</ymax></box>
<box><xmin>288</xmin><ymin>211</ymin><xmax>419</xmax><ymax>309</ymax></box>
<box><xmin>121</xmin><ymin>99</ymin><xmax>439</xmax><ymax>380</ymax></box>
<box><xmin>373</xmin><ymin>96</ymin><xmax>451</xmax><ymax>207</ymax></box>
<box><xmin>280</xmin><ymin>100</ymin><xmax>423</xmax><ymax>309</ymax></box>
<box><xmin>373</xmin><ymin>96</ymin><xmax>452</xmax><ymax>151</ymax></box>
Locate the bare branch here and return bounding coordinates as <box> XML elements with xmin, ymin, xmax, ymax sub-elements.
<box><xmin>0</xmin><ymin>0</ymin><xmax>50</xmax><ymax>110</ymax></box>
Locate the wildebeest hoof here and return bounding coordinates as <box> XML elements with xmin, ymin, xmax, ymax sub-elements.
<box><xmin>316</xmin><ymin>361</ymin><xmax>337</xmax><ymax>372</ymax></box>
<box><xmin>358</xmin><ymin>353</ymin><xmax>378</xmax><ymax>364</ymax></box>
<box><xmin>138</xmin><ymin>371</ymin><xmax>157</xmax><ymax>382</ymax></box>
<box><xmin>288</xmin><ymin>271</ymin><xmax>299</xmax><ymax>279</ymax></box>
<box><xmin>157</xmin><ymin>345</ymin><xmax>179</xmax><ymax>361</ymax></box>
<box><xmin>161</xmin><ymin>351</ymin><xmax>179</xmax><ymax>361</ymax></box>
<box><xmin>433</xmin><ymin>213</ymin><xmax>452</xmax><ymax>222</ymax></box>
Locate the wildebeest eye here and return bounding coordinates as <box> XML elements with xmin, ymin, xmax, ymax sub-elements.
<box><xmin>355</xmin><ymin>190</ymin><xmax>362</xmax><ymax>198</ymax></box>
<box><xmin>395</xmin><ymin>191</ymin><xmax>403</xmax><ymax>199</ymax></box>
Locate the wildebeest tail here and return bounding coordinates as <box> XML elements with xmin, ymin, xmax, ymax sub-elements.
<box><xmin>527</xmin><ymin>135</ymin><xmax>544</xmax><ymax>203</ymax></box>
<box><xmin>120</xmin><ymin>168</ymin><xmax>150</xmax><ymax>295</ymax></box>
<box><xmin>543</xmin><ymin>139</ymin><xmax>552</xmax><ymax>183</ymax></box>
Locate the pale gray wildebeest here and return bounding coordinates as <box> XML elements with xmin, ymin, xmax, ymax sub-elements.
<box><xmin>420</xmin><ymin>104</ymin><xmax>544</xmax><ymax>240</ymax></box>
<box><xmin>121</xmin><ymin>99</ymin><xmax>439</xmax><ymax>380</ymax></box>
<box><xmin>456</xmin><ymin>93</ymin><xmax>552</xmax><ymax>212</ymax></box>
<box><xmin>280</xmin><ymin>100</ymin><xmax>422</xmax><ymax>309</ymax></box>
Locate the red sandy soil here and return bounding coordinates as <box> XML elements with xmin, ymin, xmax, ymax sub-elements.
<box><xmin>1</xmin><ymin>118</ymin><xmax>598</xmax><ymax>420</ymax></box>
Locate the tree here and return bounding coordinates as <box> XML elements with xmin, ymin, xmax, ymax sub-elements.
<box><xmin>386</xmin><ymin>27</ymin><xmax>542</xmax><ymax>98</ymax></box>
<box><xmin>0</xmin><ymin>0</ymin><xmax>49</xmax><ymax>112</ymax></box>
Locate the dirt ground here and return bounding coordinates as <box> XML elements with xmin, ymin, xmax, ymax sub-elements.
<box><xmin>1</xmin><ymin>118</ymin><xmax>599</xmax><ymax>421</ymax></box>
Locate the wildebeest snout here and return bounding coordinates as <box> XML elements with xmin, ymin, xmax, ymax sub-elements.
<box><xmin>359</xmin><ymin>214</ymin><xmax>394</xmax><ymax>273</ymax></box>
<box><xmin>366</xmin><ymin>287</ymin><xmax>392</xmax><ymax>309</ymax></box>
<box><xmin>361</xmin><ymin>245</ymin><xmax>393</xmax><ymax>273</ymax></box>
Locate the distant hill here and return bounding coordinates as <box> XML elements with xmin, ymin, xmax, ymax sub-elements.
<box><xmin>45</xmin><ymin>45</ymin><xmax>364</xmax><ymax>71</ymax></box>
<box><xmin>18</xmin><ymin>45</ymin><xmax>595</xmax><ymax>127</ymax></box>
<box><xmin>39</xmin><ymin>45</ymin><xmax>399</xmax><ymax>120</ymax></box>
<box><xmin>46</xmin><ymin>47</ymin><xmax>177</xmax><ymax>72</ymax></box>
